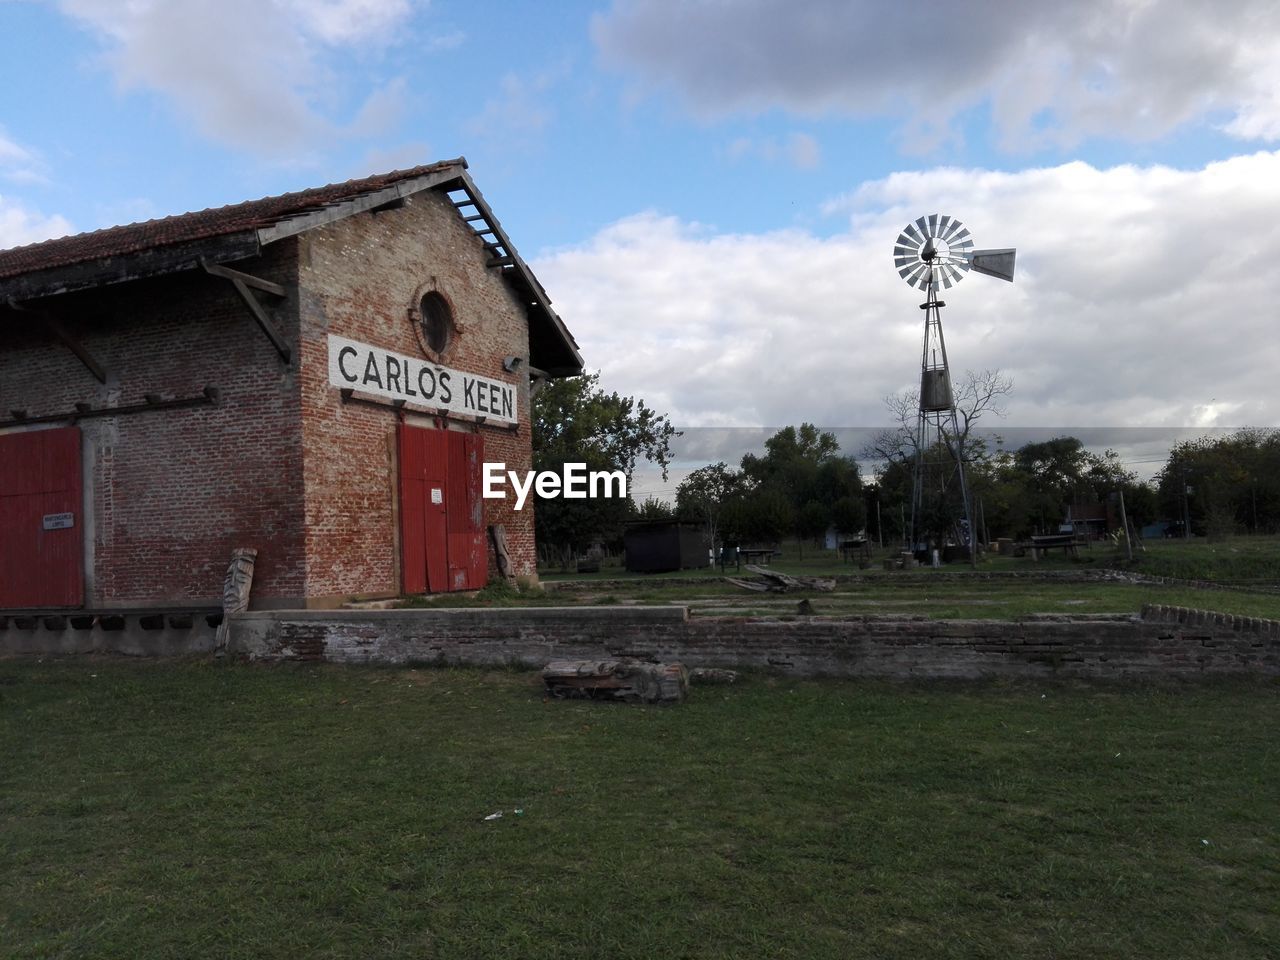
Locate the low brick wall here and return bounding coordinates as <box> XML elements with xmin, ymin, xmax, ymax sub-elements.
<box><xmin>227</xmin><ymin>605</ymin><xmax>1280</xmax><ymax>679</ymax></box>
<box><xmin>0</xmin><ymin>609</ymin><xmax>220</xmax><ymax>656</ymax></box>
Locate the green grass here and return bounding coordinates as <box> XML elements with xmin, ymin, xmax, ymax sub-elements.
<box><xmin>2</xmin><ymin>660</ymin><xmax>1277</xmax><ymax>959</ymax></box>
<box><xmin>528</xmin><ymin>536</ymin><xmax>1280</xmax><ymax>621</ymax></box>
<box><xmin>1127</xmin><ymin>535</ymin><xmax>1280</xmax><ymax>582</ymax></box>
<box><xmin>541</xmin><ymin>535</ymin><xmax>1280</xmax><ymax>584</ymax></box>
<box><xmin>399</xmin><ymin>580</ymin><xmax>571</xmax><ymax>608</ymax></box>
<box><xmin>418</xmin><ymin>579</ymin><xmax>1280</xmax><ymax>622</ymax></box>
<box><xmin>538</xmin><ymin>540</ymin><xmax>1092</xmax><ymax>582</ymax></box>
<box><xmin>682</xmin><ymin>582</ymin><xmax>1280</xmax><ymax>621</ymax></box>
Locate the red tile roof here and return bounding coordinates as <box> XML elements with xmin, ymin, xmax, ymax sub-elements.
<box><xmin>0</xmin><ymin>158</ymin><xmax>466</xmax><ymax>281</ymax></box>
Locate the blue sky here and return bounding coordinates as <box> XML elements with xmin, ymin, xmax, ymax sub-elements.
<box><xmin>5</xmin><ymin>0</ymin><xmax>1280</xmax><ymax>493</ymax></box>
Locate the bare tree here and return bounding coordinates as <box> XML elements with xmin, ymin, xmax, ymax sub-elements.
<box><xmin>863</xmin><ymin>369</ymin><xmax>1014</xmax><ymax>467</ymax></box>
<box><xmin>954</xmin><ymin>369</ymin><xmax>1014</xmax><ymax>443</ymax></box>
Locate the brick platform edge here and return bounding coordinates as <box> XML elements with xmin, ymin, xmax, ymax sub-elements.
<box><xmin>220</xmin><ymin>605</ymin><xmax>1280</xmax><ymax>679</ymax></box>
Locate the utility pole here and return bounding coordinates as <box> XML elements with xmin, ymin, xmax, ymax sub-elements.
<box><xmin>1182</xmin><ymin>467</ymin><xmax>1192</xmax><ymax>540</ymax></box>
<box><xmin>1118</xmin><ymin>490</ymin><xmax>1133</xmax><ymax>562</ymax></box>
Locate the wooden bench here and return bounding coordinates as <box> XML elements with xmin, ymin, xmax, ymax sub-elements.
<box><xmin>739</xmin><ymin>547</ymin><xmax>778</xmax><ymax>566</ymax></box>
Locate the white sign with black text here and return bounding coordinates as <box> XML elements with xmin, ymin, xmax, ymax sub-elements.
<box><xmin>327</xmin><ymin>334</ymin><xmax>517</xmax><ymax>425</ymax></box>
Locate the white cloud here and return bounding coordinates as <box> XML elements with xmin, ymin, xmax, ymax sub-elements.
<box><xmin>593</xmin><ymin>0</ymin><xmax>1280</xmax><ymax>149</ymax></box>
<box><xmin>56</xmin><ymin>0</ymin><xmax>422</xmax><ymax>155</ymax></box>
<box><xmin>466</xmin><ymin>67</ymin><xmax>565</xmax><ymax>148</ymax></box>
<box><xmin>0</xmin><ymin>128</ymin><xmax>49</xmax><ymax>185</ymax></box>
<box><xmin>0</xmin><ymin>195</ymin><xmax>74</xmax><ymax>249</ymax></box>
<box><xmin>281</xmin><ymin>0</ymin><xmax>414</xmax><ymax>45</ymax></box>
<box><xmin>534</xmin><ymin>153</ymin><xmax>1280</xmax><ymax>449</ymax></box>
<box><xmin>348</xmin><ymin>77</ymin><xmax>410</xmax><ymax>138</ymax></box>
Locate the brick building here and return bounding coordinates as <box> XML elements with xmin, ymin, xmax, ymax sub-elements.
<box><xmin>0</xmin><ymin>159</ymin><xmax>582</xmax><ymax>611</ymax></box>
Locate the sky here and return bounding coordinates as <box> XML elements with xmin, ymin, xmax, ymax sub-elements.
<box><xmin>4</xmin><ymin>0</ymin><xmax>1280</xmax><ymax>500</ymax></box>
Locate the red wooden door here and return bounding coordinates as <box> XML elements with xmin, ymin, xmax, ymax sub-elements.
<box><xmin>398</xmin><ymin>423</ymin><xmax>448</xmax><ymax>594</ymax></box>
<box><xmin>0</xmin><ymin>426</ymin><xmax>84</xmax><ymax>608</ymax></box>
<box><xmin>445</xmin><ymin>431</ymin><xmax>487</xmax><ymax>591</ymax></box>
<box><xmin>399</xmin><ymin>425</ymin><xmax>486</xmax><ymax>594</ymax></box>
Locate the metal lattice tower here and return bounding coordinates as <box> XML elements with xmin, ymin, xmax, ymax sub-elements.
<box><xmin>893</xmin><ymin>215</ymin><xmax>1015</xmax><ymax>562</ymax></box>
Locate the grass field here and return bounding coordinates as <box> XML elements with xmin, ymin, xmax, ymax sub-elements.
<box><xmin>411</xmin><ymin>571</ymin><xmax>1280</xmax><ymax>622</ymax></box>
<box><xmin>1121</xmin><ymin>535</ymin><xmax>1280</xmax><ymax>582</ymax></box>
<box><xmin>539</xmin><ymin>535</ymin><xmax>1280</xmax><ymax>584</ymax></box>
<box><xmin>2</xmin><ymin>660</ymin><xmax>1277</xmax><ymax>959</ymax></box>
<box><xmin>512</xmin><ymin>536</ymin><xmax>1280</xmax><ymax>622</ymax></box>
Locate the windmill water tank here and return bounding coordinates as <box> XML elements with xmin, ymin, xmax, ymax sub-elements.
<box><xmin>920</xmin><ymin>368</ymin><xmax>953</xmax><ymax>411</ymax></box>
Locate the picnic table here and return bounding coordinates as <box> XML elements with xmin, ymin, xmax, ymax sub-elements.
<box><xmin>1028</xmin><ymin>534</ymin><xmax>1082</xmax><ymax>559</ymax></box>
<box><xmin>739</xmin><ymin>547</ymin><xmax>778</xmax><ymax>566</ymax></box>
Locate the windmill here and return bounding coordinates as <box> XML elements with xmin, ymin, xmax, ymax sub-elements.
<box><xmin>893</xmin><ymin>215</ymin><xmax>1015</xmax><ymax>563</ymax></box>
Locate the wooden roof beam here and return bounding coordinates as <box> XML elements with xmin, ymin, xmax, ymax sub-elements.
<box><xmin>201</xmin><ymin>261</ymin><xmax>286</xmax><ymax>298</ymax></box>
<box><xmin>6</xmin><ymin>298</ymin><xmax>109</xmax><ymax>384</ymax></box>
<box><xmin>202</xmin><ymin>264</ymin><xmax>291</xmax><ymax>363</ymax></box>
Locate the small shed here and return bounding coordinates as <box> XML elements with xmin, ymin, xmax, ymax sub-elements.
<box><xmin>623</xmin><ymin>520</ymin><xmax>709</xmax><ymax>573</ymax></box>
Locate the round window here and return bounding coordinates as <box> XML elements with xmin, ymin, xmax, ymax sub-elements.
<box><xmin>419</xmin><ymin>291</ymin><xmax>453</xmax><ymax>354</ymax></box>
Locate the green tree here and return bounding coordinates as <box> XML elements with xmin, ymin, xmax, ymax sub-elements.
<box><xmin>739</xmin><ymin>489</ymin><xmax>794</xmax><ymax>545</ymax></box>
<box><xmin>1157</xmin><ymin>429</ymin><xmax>1280</xmax><ymax>537</ymax></box>
<box><xmin>796</xmin><ymin>500</ymin><xmax>830</xmax><ymax>556</ymax></box>
<box><xmin>636</xmin><ymin>496</ymin><xmax>675</xmax><ymax>521</ymax></box>
<box><xmin>532</xmin><ymin>373</ymin><xmax>678</xmax><ymax>555</ymax></box>
<box><xmin>740</xmin><ymin>424</ymin><xmax>863</xmax><ymax>552</ymax></box>
<box><xmin>675</xmin><ymin>461</ymin><xmax>744</xmax><ymax>554</ymax></box>
<box><xmin>741</xmin><ymin>423</ymin><xmax>840</xmax><ymax>502</ymax></box>
<box><xmin>831</xmin><ymin>496</ymin><xmax>866</xmax><ymax>538</ymax></box>
<box><xmin>1119</xmin><ymin>483</ymin><xmax>1159</xmax><ymax>529</ymax></box>
<box><xmin>1012</xmin><ymin>437</ymin><xmax>1101</xmax><ymax>534</ymax></box>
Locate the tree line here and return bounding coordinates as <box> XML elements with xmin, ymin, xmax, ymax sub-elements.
<box><xmin>1155</xmin><ymin>429</ymin><xmax>1280</xmax><ymax>537</ymax></box>
<box><xmin>532</xmin><ymin>370</ymin><xmax>1279</xmax><ymax>557</ymax></box>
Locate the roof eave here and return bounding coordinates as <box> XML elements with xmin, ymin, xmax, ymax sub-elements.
<box><xmin>0</xmin><ymin>231</ymin><xmax>262</xmax><ymax>305</ymax></box>
<box><xmin>449</xmin><ymin>170</ymin><xmax>584</xmax><ymax>377</ymax></box>
<box><xmin>255</xmin><ymin>163</ymin><xmax>467</xmax><ymax>246</ymax></box>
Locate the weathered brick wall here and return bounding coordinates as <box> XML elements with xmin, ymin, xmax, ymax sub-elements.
<box><xmin>2</xmin><ymin>187</ymin><xmax>549</xmax><ymax>610</ymax></box>
<box><xmin>296</xmin><ymin>190</ymin><xmax>536</xmax><ymax>605</ymax></box>
<box><xmin>228</xmin><ymin>607</ymin><xmax>1280</xmax><ymax>679</ymax></box>
<box><xmin>0</xmin><ymin>249</ymin><xmax>306</xmax><ymax>607</ymax></box>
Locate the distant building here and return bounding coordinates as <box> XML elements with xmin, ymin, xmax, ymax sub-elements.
<box><xmin>1060</xmin><ymin>502</ymin><xmax>1114</xmax><ymax>539</ymax></box>
<box><xmin>0</xmin><ymin>158</ymin><xmax>582</xmax><ymax>611</ymax></box>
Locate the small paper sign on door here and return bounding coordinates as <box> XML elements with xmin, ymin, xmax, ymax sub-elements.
<box><xmin>431</xmin><ymin>488</ymin><xmax>443</xmax><ymax>504</ymax></box>
<box><xmin>43</xmin><ymin>512</ymin><xmax>74</xmax><ymax>530</ymax></box>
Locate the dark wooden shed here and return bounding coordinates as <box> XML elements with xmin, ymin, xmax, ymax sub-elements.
<box><xmin>623</xmin><ymin>520</ymin><xmax>709</xmax><ymax>573</ymax></box>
